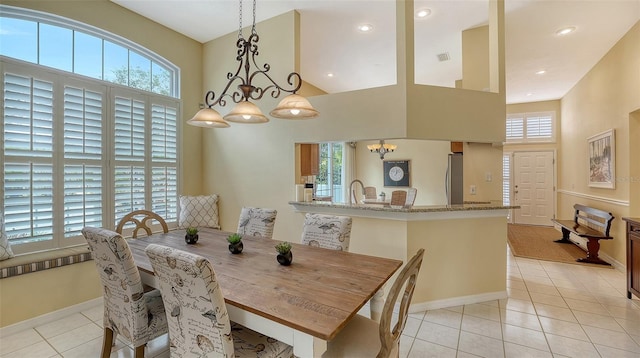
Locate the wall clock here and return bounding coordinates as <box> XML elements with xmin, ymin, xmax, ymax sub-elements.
<box><xmin>383</xmin><ymin>160</ymin><xmax>410</xmax><ymax>187</ymax></box>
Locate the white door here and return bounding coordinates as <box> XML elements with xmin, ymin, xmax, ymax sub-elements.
<box><xmin>513</xmin><ymin>151</ymin><xmax>555</xmax><ymax>226</ymax></box>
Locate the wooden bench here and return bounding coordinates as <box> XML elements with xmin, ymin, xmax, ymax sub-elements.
<box><xmin>552</xmin><ymin>204</ymin><xmax>614</xmax><ymax>265</ymax></box>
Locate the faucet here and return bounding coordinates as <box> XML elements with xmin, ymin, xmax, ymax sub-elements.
<box><xmin>349</xmin><ymin>179</ymin><xmax>365</xmax><ymax>205</ymax></box>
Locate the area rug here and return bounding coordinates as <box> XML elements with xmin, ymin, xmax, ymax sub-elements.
<box><xmin>507</xmin><ymin>224</ymin><xmax>608</xmax><ymax>266</ymax></box>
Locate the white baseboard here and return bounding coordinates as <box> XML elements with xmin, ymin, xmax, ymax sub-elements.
<box><xmin>600</xmin><ymin>251</ymin><xmax>625</xmax><ymax>272</ymax></box>
<box><xmin>0</xmin><ymin>297</ymin><xmax>103</xmax><ymax>338</ymax></box>
<box><xmin>410</xmin><ymin>291</ymin><xmax>508</xmax><ymax>312</ymax></box>
<box><xmin>553</xmin><ymin>225</ymin><xmax>626</xmax><ymax>272</ymax></box>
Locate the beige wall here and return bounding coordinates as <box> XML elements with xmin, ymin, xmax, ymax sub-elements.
<box><xmin>462</xmin><ymin>25</ymin><xmax>490</xmax><ymax>92</ymax></box>
<box><xmin>463</xmin><ymin>142</ymin><xmax>504</xmax><ymax>202</ymax></box>
<box><xmin>343</xmin><ymin>139</ymin><xmax>503</xmax><ymax>205</ymax></box>
<box><xmin>200</xmin><ymin>1</ymin><xmax>505</xmax><ymax>239</ymax></box>
<box><xmin>557</xmin><ymin>21</ymin><xmax>640</xmax><ymax>264</ymax></box>
<box><xmin>0</xmin><ymin>262</ymin><xmax>102</xmax><ymax>327</ymax></box>
<box><xmin>355</xmin><ymin>140</ymin><xmax>451</xmax><ymax>205</ymax></box>
<box><xmin>408</xmin><ymin>217</ymin><xmax>507</xmax><ymax>303</ymax></box>
<box><xmin>0</xmin><ymin>0</ymin><xmax>203</xmax><ymax>327</ymax></box>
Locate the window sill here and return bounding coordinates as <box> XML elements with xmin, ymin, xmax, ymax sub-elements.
<box><xmin>0</xmin><ymin>245</ymin><xmax>92</xmax><ymax>279</ymax></box>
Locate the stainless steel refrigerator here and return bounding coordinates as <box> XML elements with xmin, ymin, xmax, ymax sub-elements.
<box><xmin>446</xmin><ymin>153</ymin><xmax>464</xmax><ymax>205</ymax></box>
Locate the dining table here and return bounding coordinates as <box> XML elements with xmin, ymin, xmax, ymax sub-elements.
<box><xmin>126</xmin><ymin>227</ymin><xmax>403</xmax><ymax>357</ymax></box>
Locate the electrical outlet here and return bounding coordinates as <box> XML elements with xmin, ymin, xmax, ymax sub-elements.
<box><xmin>470</xmin><ymin>185</ymin><xmax>477</xmax><ymax>195</ymax></box>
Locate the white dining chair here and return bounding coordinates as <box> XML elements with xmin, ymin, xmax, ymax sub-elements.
<box><xmin>145</xmin><ymin>244</ymin><xmax>294</xmax><ymax>358</ymax></box>
<box><xmin>236</xmin><ymin>207</ymin><xmax>277</xmax><ymax>239</ymax></box>
<box><xmin>82</xmin><ymin>227</ymin><xmax>168</xmax><ymax>358</ymax></box>
<box><xmin>301</xmin><ymin>213</ymin><xmax>352</xmax><ymax>251</ymax></box>
<box><xmin>322</xmin><ymin>248</ymin><xmax>425</xmax><ymax>358</ymax></box>
<box><xmin>405</xmin><ymin>188</ymin><xmax>417</xmax><ymax>207</ymax></box>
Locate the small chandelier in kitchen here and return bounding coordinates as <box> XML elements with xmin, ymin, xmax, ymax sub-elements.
<box><xmin>188</xmin><ymin>0</ymin><xmax>319</xmax><ymax>128</ymax></box>
<box><xmin>368</xmin><ymin>140</ymin><xmax>397</xmax><ymax>159</ymax></box>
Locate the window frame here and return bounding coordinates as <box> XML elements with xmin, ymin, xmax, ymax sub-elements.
<box><xmin>1</xmin><ymin>58</ymin><xmax>181</xmax><ymax>255</ymax></box>
<box><xmin>506</xmin><ymin>111</ymin><xmax>556</xmax><ymax>144</ymax></box>
<box><xmin>0</xmin><ymin>4</ymin><xmax>180</xmax><ymax>98</ymax></box>
<box><xmin>315</xmin><ymin>142</ymin><xmax>345</xmax><ymax>203</ymax></box>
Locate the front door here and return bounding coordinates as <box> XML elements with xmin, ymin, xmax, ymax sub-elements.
<box><xmin>513</xmin><ymin>151</ymin><xmax>555</xmax><ymax>226</ymax></box>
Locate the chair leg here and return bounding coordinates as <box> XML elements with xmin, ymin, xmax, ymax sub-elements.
<box><xmin>101</xmin><ymin>327</ymin><xmax>114</xmax><ymax>358</ymax></box>
<box><xmin>134</xmin><ymin>344</ymin><xmax>146</xmax><ymax>358</ymax></box>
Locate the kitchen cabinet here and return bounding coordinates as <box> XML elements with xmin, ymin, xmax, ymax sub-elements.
<box><xmin>625</xmin><ymin>217</ymin><xmax>640</xmax><ymax>299</ymax></box>
<box><xmin>450</xmin><ymin>141</ymin><xmax>463</xmax><ymax>153</ymax></box>
<box><xmin>300</xmin><ymin>143</ymin><xmax>319</xmax><ymax>176</ymax></box>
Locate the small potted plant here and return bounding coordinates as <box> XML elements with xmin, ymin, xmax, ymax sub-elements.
<box><xmin>185</xmin><ymin>227</ymin><xmax>199</xmax><ymax>244</ymax></box>
<box><xmin>227</xmin><ymin>233</ymin><xmax>244</xmax><ymax>254</ymax></box>
<box><xmin>275</xmin><ymin>241</ymin><xmax>293</xmax><ymax>266</ymax></box>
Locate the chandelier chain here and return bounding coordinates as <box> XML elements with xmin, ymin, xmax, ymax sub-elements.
<box><xmin>252</xmin><ymin>0</ymin><xmax>257</xmax><ymax>34</ymax></box>
<box><xmin>237</xmin><ymin>0</ymin><xmax>243</xmax><ymax>39</ymax></box>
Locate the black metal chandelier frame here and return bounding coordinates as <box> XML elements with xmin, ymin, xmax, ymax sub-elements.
<box><xmin>203</xmin><ymin>0</ymin><xmax>302</xmax><ymax>110</ymax></box>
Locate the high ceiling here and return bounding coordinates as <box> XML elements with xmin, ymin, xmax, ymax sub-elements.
<box><xmin>112</xmin><ymin>0</ymin><xmax>639</xmax><ymax>104</ymax></box>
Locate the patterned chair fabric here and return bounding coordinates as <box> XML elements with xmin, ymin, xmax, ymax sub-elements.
<box><xmin>82</xmin><ymin>227</ymin><xmax>168</xmax><ymax>358</ymax></box>
<box><xmin>145</xmin><ymin>244</ymin><xmax>293</xmax><ymax>358</ymax></box>
<box><xmin>0</xmin><ymin>212</ymin><xmax>14</xmax><ymax>261</ymax></box>
<box><xmin>237</xmin><ymin>207</ymin><xmax>278</xmax><ymax>239</ymax></box>
<box><xmin>301</xmin><ymin>213</ymin><xmax>352</xmax><ymax>251</ymax></box>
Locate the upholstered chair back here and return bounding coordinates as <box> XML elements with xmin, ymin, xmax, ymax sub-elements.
<box><xmin>82</xmin><ymin>227</ymin><xmax>167</xmax><ymax>356</ymax></box>
<box><xmin>237</xmin><ymin>207</ymin><xmax>278</xmax><ymax>239</ymax></box>
<box><xmin>405</xmin><ymin>188</ymin><xmax>418</xmax><ymax>207</ymax></box>
<box><xmin>145</xmin><ymin>244</ymin><xmax>294</xmax><ymax>358</ymax></box>
<box><xmin>145</xmin><ymin>244</ymin><xmax>233</xmax><ymax>357</ymax></box>
<box><xmin>301</xmin><ymin>213</ymin><xmax>352</xmax><ymax>251</ymax></box>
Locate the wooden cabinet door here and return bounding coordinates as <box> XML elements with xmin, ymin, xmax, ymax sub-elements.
<box><xmin>626</xmin><ymin>218</ymin><xmax>640</xmax><ymax>299</ymax></box>
<box><xmin>300</xmin><ymin>143</ymin><xmax>319</xmax><ymax>176</ymax></box>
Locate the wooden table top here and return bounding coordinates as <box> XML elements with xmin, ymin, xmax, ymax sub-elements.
<box><xmin>127</xmin><ymin>227</ymin><xmax>402</xmax><ymax>341</ymax></box>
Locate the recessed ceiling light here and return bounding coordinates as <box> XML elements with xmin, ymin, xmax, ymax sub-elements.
<box><xmin>536</xmin><ymin>70</ymin><xmax>546</xmax><ymax>75</ymax></box>
<box><xmin>357</xmin><ymin>24</ymin><xmax>373</xmax><ymax>33</ymax></box>
<box><xmin>326</xmin><ymin>72</ymin><xmax>334</xmax><ymax>78</ymax></box>
<box><xmin>416</xmin><ymin>8</ymin><xmax>431</xmax><ymax>18</ymax></box>
<box><xmin>556</xmin><ymin>27</ymin><xmax>576</xmax><ymax>36</ymax></box>
<box><xmin>526</xmin><ymin>93</ymin><xmax>533</xmax><ymax>96</ymax></box>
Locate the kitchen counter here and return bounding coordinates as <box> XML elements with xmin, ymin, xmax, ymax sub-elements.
<box><xmin>289</xmin><ymin>200</ymin><xmax>518</xmax><ymax>311</ymax></box>
<box><xmin>289</xmin><ymin>200</ymin><xmax>518</xmax><ymax>221</ymax></box>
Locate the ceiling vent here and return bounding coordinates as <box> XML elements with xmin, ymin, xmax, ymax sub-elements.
<box><xmin>436</xmin><ymin>52</ymin><xmax>450</xmax><ymax>62</ymax></box>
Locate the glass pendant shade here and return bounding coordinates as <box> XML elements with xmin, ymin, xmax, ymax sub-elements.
<box><xmin>223</xmin><ymin>101</ymin><xmax>269</xmax><ymax>123</ymax></box>
<box><xmin>187</xmin><ymin>108</ymin><xmax>230</xmax><ymax>128</ymax></box>
<box><xmin>270</xmin><ymin>94</ymin><xmax>319</xmax><ymax>119</ymax></box>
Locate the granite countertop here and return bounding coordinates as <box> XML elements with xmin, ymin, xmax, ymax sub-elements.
<box><xmin>288</xmin><ymin>200</ymin><xmax>518</xmax><ymax>213</ymax></box>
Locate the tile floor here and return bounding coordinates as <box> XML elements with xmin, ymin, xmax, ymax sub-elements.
<box><xmin>2</xmin><ymin>246</ymin><xmax>640</xmax><ymax>357</ymax></box>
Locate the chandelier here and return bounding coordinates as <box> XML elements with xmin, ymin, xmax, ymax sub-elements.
<box><xmin>367</xmin><ymin>140</ymin><xmax>397</xmax><ymax>159</ymax></box>
<box><xmin>188</xmin><ymin>0</ymin><xmax>319</xmax><ymax>128</ymax></box>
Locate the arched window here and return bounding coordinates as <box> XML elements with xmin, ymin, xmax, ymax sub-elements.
<box><xmin>0</xmin><ymin>5</ymin><xmax>179</xmax><ymax>97</ymax></box>
<box><xmin>1</xmin><ymin>5</ymin><xmax>180</xmax><ymax>254</ymax></box>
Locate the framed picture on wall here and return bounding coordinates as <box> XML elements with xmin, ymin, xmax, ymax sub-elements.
<box><xmin>383</xmin><ymin>160</ymin><xmax>410</xmax><ymax>187</ymax></box>
<box><xmin>588</xmin><ymin>129</ymin><xmax>615</xmax><ymax>189</ymax></box>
